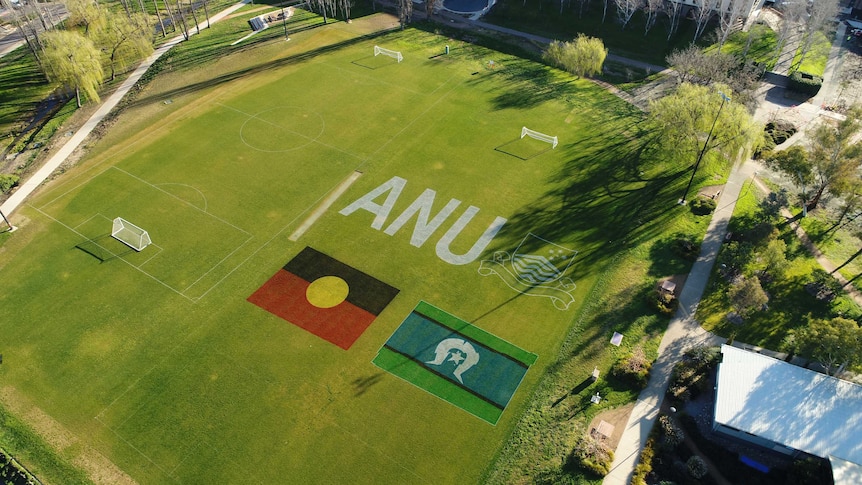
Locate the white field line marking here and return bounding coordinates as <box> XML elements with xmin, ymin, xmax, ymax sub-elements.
<box><xmin>154</xmin><ymin>183</ymin><xmax>209</xmax><ymax>212</ymax></box>
<box><xmin>110</xmin><ymin>167</ymin><xmax>251</xmax><ymax>236</ymax></box>
<box><xmin>31</xmin><ymin>206</ymin><xmax>194</xmax><ymax>302</ymax></box>
<box><xmin>289</xmin><ymin>171</ymin><xmax>362</xmax><ymax>241</ymax></box>
<box><xmin>183</xmin><ymin>234</ymin><xmax>255</xmax><ymax>296</ymax></box>
<box><xmin>217</xmin><ymin>103</ymin><xmax>365</xmax><ymax>162</ymax></box>
<box><xmin>94</xmin><ymin>415</ymin><xmax>179</xmax><ymax>482</ymax></box>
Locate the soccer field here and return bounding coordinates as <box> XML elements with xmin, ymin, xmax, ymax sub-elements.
<box><xmin>0</xmin><ymin>15</ymin><xmax>649</xmax><ymax>484</ymax></box>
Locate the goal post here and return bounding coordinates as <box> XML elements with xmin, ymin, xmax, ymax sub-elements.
<box><xmin>111</xmin><ymin>217</ymin><xmax>152</xmax><ymax>251</ymax></box>
<box><xmin>374</xmin><ymin>45</ymin><xmax>403</xmax><ymax>63</ymax></box>
<box><xmin>521</xmin><ymin>127</ymin><xmax>558</xmax><ymax>149</ymax></box>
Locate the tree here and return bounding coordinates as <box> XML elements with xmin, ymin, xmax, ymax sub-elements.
<box><xmin>665</xmin><ymin>0</ymin><xmax>683</xmax><ymax>41</ymax></box>
<box><xmin>648</xmin><ymin>83</ymin><xmax>762</xmax><ymax>173</ymax></box>
<box><xmin>762</xmin><ymin>145</ymin><xmax>813</xmax><ymax>207</ymax></box>
<box><xmin>717</xmin><ymin>0</ymin><xmax>755</xmax><ymax>52</ymax></box>
<box><xmin>397</xmin><ymin>0</ymin><xmax>412</xmax><ymax>29</ymax></box>
<box><xmin>728</xmin><ymin>276</ymin><xmax>768</xmax><ymax>316</ymax></box>
<box><xmin>804</xmin><ymin>107</ymin><xmax>862</xmax><ymax>211</ymax></box>
<box><xmin>66</xmin><ymin>0</ymin><xmax>104</xmax><ymax>35</ymax></box>
<box><xmin>759</xmin><ymin>238</ymin><xmax>788</xmax><ymax>280</ymax></box>
<box><xmin>542</xmin><ymin>35</ymin><xmax>607</xmax><ymax>79</ymax></box>
<box><xmin>790</xmin><ymin>317</ymin><xmax>862</xmax><ymax>375</ymax></box>
<box><xmin>691</xmin><ymin>0</ymin><xmax>716</xmax><ymax>41</ymax></box>
<box><xmin>773</xmin><ymin>0</ymin><xmax>808</xmax><ymax>72</ymax></box>
<box><xmin>41</xmin><ymin>30</ymin><xmax>103</xmax><ymax>107</ymax></box>
<box><xmin>614</xmin><ymin>0</ymin><xmax>640</xmax><ymax>29</ymax></box>
<box><xmin>796</xmin><ymin>0</ymin><xmax>839</xmax><ymax>70</ymax></box>
<box><xmin>643</xmin><ymin>0</ymin><xmax>662</xmax><ymax>35</ymax></box>
<box><xmin>94</xmin><ymin>10</ymin><xmax>153</xmax><ymax>81</ymax></box>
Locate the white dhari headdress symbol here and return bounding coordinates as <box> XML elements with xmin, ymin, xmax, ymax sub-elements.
<box><xmin>425</xmin><ymin>338</ymin><xmax>480</xmax><ymax>384</ymax></box>
<box><xmin>478</xmin><ymin>232</ymin><xmax>577</xmax><ymax>310</ymax></box>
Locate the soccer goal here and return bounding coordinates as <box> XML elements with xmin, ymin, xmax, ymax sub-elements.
<box><xmin>521</xmin><ymin>127</ymin><xmax>558</xmax><ymax>149</ymax></box>
<box><xmin>111</xmin><ymin>217</ymin><xmax>152</xmax><ymax>251</ymax></box>
<box><xmin>374</xmin><ymin>45</ymin><xmax>403</xmax><ymax>63</ymax></box>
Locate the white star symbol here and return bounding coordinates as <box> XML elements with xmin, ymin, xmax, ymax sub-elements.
<box><xmin>448</xmin><ymin>350</ymin><xmax>465</xmax><ymax>365</ymax></box>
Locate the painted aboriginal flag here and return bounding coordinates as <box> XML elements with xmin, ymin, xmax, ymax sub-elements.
<box><xmin>373</xmin><ymin>301</ymin><xmax>538</xmax><ymax>425</ymax></box>
<box><xmin>248</xmin><ymin>247</ymin><xmax>399</xmax><ymax>349</ymax></box>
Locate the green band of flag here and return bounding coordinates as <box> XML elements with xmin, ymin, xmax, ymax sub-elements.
<box><xmin>373</xmin><ymin>301</ymin><xmax>537</xmax><ymax>425</ymax></box>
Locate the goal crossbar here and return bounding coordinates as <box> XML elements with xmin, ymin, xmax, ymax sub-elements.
<box><xmin>374</xmin><ymin>45</ymin><xmax>403</xmax><ymax>63</ymax></box>
<box><xmin>521</xmin><ymin>127</ymin><xmax>558</xmax><ymax>148</ymax></box>
<box><xmin>111</xmin><ymin>217</ymin><xmax>152</xmax><ymax>251</ymax></box>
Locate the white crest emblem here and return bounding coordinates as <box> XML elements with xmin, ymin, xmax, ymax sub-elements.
<box><xmin>479</xmin><ymin>233</ymin><xmax>578</xmax><ymax>310</ymax></box>
<box><xmin>425</xmin><ymin>338</ymin><xmax>480</xmax><ymax>384</ymax></box>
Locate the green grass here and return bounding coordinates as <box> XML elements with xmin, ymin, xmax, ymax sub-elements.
<box><xmin>0</xmin><ymin>48</ymin><xmax>55</xmax><ymax>151</ymax></box>
<box><xmin>793</xmin><ymin>30</ymin><xmax>832</xmax><ymax>76</ymax></box>
<box><xmin>705</xmin><ymin>23</ymin><xmax>779</xmax><ymax>70</ymax></box>
<box><xmin>0</xmin><ymin>10</ymin><xmax>729</xmax><ymax>484</ymax></box>
<box><xmin>697</xmin><ymin>187</ymin><xmax>861</xmax><ymax>350</ymax></box>
<box><xmin>0</xmin><ymin>403</ymin><xmax>91</xmax><ymax>485</ymax></box>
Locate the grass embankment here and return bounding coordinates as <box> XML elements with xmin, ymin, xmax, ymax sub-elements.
<box><xmin>0</xmin><ymin>402</ymin><xmax>91</xmax><ymax>485</ymax></box>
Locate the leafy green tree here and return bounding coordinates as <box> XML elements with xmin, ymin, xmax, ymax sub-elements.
<box><xmin>94</xmin><ymin>10</ymin><xmax>153</xmax><ymax>81</ymax></box>
<box><xmin>41</xmin><ymin>30</ymin><xmax>104</xmax><ymax>107</ymax></box>
<box><xmin>728</xmin><ymin>276</ymin><xmax>768</xmax><ymax>317</ymax></box>
<box><xmin>762</xmin><ymin>145</ymin><xmax>813</xmax><ymax>206</ymax></box>
<box><xmin>760</xmin><ymin>238</ymin><xmax>788</xmax><ymax>281</ymax></box>
<box><xmin>789</xmin><ymin>317</ymin><xmax>862</xmax><ymax>375</ymax></box>
<box><xmin>804</xmin><ymin>107</ymin><xmax>862</xmax><ymax>211</ymax></box>
<box><xmin>542</xmin><ymin>35</ymin><xmax>607</xmax><ymax>79</ymax></box>
<box><xmin>66</xmin><ymin>0</ymin><xmax>104</xmax><ymax>35</ymax></box>
<box><xmin>648</xmin><ymin>83</ymin><xmax>763</xmax><ymax>173</ymax></box>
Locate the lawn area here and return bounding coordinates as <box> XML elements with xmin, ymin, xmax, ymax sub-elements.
<box><xmin>705</xmin><ymin>22</ymin><xmax>779</xmax><ymax>70</ymax></box>
<box><xmin>0</xmin><ymin>48</ymin><xmax>55</xmax><ymax>154</ymax></box>
<box><xmin>793</xmin><ymin>30</ymin><xmax>833</xmax><ymax>76</ymax></box>
<box><xmin>697</xmin><ymin>185</ymin><xmax>861</xmax><ymax>351</ymax></box>
<box><xmin>0</xmin><ymin>8</ymin><xmax>733</xmax><ymax>485</ymax></box>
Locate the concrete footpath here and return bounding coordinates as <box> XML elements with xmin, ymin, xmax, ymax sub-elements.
<box><xmin>0</xmin><ymin>0</ymin><xmax>251</xmax><ymax>220</ymax></box>
<box><xmin>602</xmin><ymin>163</ymin><xmax>762</xmax><ymax>484</ymax></box>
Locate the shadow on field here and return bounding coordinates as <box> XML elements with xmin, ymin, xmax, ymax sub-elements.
<box><xmin>75</xmin><ymin>235</ymin><xmax>135</xmax><ymax>263</ymax></box>
<box><xmin>130</xmin><ymin>28</ymin><xmax>400</xmax><ymax>108</ymax></box>
<box><xmin>352</xmin><ymin>372</ymin><xmax>385</xmax><ymax>396</ymax></box>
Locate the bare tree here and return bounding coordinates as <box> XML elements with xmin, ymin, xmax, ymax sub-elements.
<box><xmin>773</xmin><ymin>0</ymin><xmax>807</xmax><ymax>71</ymax></box>
<box><xmin>665</xmin><ymin>0</ymin><xmax>683</xmax><ymax>41</ymax></box>
<box><xmin>796</xmin><ymin>0</ymin><xmax>839</xmax><ymax>70</ymax></box>
<box><xmin>340</xmin><ymin>0</ymin><xmax>353</xmax><ymax>20</ymax></box>
<box><xmin>643</xmin><ymin>0</ymin><xmax>662</xmax><ymax>35</ymax></box>
<box><xmin>398</xmin><ymin>0</ymin><xmax>412</xmax><ymax>29</ymax></box>
<box><xmin>716</xmin><ymin>0</ymin><xmax>755</xmax><ymax>52</ymax></box>
<box><xmin>692</xmin><ymin>0</ymin><xmax>716</xmax><ymax>41</ymax></box>
<box><xmin>614</xmin><ymin>0</ymin><xmax>641</xmax><ymax>29</ymax></box>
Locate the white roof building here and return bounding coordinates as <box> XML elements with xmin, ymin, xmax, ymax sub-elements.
<box><xmin>714</xmin><ymin>344</ymin><xmax>862</xmax><ymax>482</ymax></box>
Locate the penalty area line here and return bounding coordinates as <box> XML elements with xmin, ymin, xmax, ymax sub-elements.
<box><xmin>289</xmin><ymin>171</ymin><xmax>362</xmax><ymax>241</ymax></box>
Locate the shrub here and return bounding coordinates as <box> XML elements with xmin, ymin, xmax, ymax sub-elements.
<box><xmin>631</xmin><ymin>436</ymin><xmax>656</xmax><ymax>485</ymax></box>
<box><xmin>659</xmin><ymin>415</ymin><xmax>684</xmax><ymax>448</ymax></box>
<box><xmin>787</xmin><ymin>71</ymin><xmax>822</xmax><ymax>96</ymax></box>
<box><xmin>671</xmin><ymin>233</ymin><xmax>700</xmax><ymax>261</ymax></box>
<box><xmin>650</xmin><ymin>290</ymin><xmax>677</xmax><ymax>315</ymax></box>
<box><xmin>569</xmin><ymin>435</ymin><xmax>614</xmax><ymax>477</ymax></box>
<box><xmin>0</xmin><ymin>174</ymin><xmax>19</xmax><ymax>194</ymax></box>
<box><xmin>764</xmin><ymin>120</ymin><xmax>797</xmax><ymax>146</ymax></box>
<box><xmin>611</xmin><ymin>345</ymin><xmax>652</xmax><ymax>389</ymax></box>
<box><xmin>689</xmin><ymin>196</ymin><xmax>717</xmax><ymax>216</ymax></box>
<box><xmin>686</xmin><ymin>455</ymin><xmax>708</xmax><ymax>479</ymax></box>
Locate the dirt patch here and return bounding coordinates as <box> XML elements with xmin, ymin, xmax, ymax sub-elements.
<box><xmin>696</xmin><ymin>184</ymin><xmax>725</xmax><ymax>200</ymax></box>
<box><xmin>587</xmin><ymin>402</ymin><xmax>634</xmax><ymax>452</ymax></box>
<box><xmin>0</xmin><ymin>387</ymin><xmax>137</xmax><ymax>485</ymax></box>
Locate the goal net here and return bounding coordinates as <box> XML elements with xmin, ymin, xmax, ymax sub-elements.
<box><xmin>374</xmin><ymin>45</ymin><xmax>403</xmax><ymax>63</ymax></box>
<box><xmin>111</xmin><ymin>217</ymin><xmax>152</xmax><ymax>251</ymax></box>
<box><xmin>521</xmin><ymin>127</ymin><xmax>558</xmax><ymax>148</ymax></box>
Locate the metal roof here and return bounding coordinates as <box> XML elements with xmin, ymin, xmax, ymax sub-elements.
<box><xmin>715</xmin><ymin>344</ymin><xmax>862</xmax><ymax>465</ymax></box>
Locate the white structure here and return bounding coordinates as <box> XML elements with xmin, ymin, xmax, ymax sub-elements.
<box><xmin>714</xmin><ymin>344</ymin><xmax>862</xmax><ymax>483</ymax></box>
<box><xmin>520</xmin><ymin>127</ymin><xmax>558</xmax><ymax>149</ymax></box>
<box><xmin>374</xmin><ymin>46</ymin><xmax>403</xmax><ymax>63</ymax></box>
<box><xmin>111</xmin><ymin>217</ymin><xmax>152</xmax><ymax>251</ymax></box>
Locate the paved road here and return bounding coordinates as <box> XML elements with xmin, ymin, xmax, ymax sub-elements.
<box><xmin>0</xmin><ymin>3</ymin><xmax>68</xmax><ymax>58</ymax></box>
<box><xmin>0</xmin><ymin>0</ymin><xmax>251</xmax><ymax>220</ymax></box>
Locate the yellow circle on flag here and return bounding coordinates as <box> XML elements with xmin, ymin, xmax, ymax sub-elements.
<box><xmin>306</xmin><ymin>276</ymin><xmax>349</xmax><ymax>308</ymax></box>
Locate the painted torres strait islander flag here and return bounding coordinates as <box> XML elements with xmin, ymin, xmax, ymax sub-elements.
<box><xmin>248</xmin><ymin>247</ymin><xmax>399</xmax><ymax>349</ymax></box>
